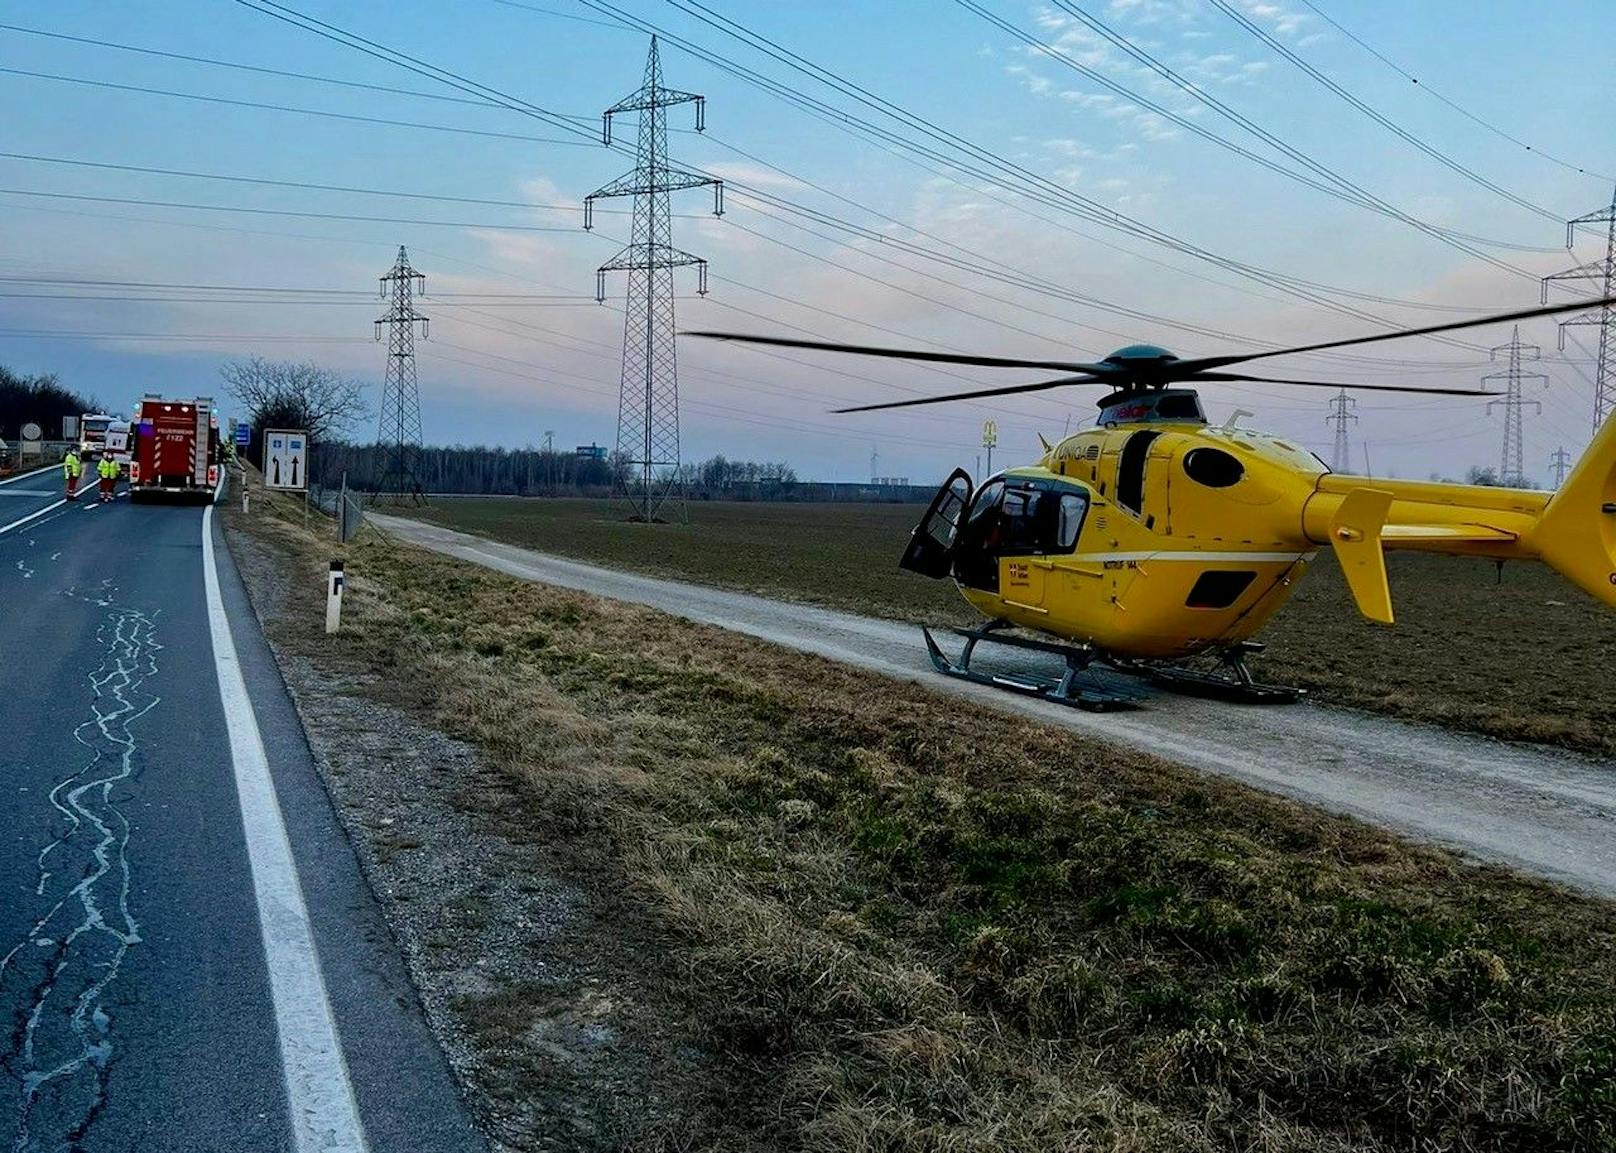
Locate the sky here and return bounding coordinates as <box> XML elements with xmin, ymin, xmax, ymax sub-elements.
<box><xmin>1</xmin><ymin>0</ymin><xmax>1613</xmax><ymax>484</ymax></box>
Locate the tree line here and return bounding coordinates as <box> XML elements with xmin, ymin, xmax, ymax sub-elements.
<box><xmin>0</xmin><ymin>366</ymin><xmax>95</xmax><ymax>443</ymax></box>
<box><xmin>306</xmin><ymin>443</ymin><xmax>801</xmax><ymax>499</ymax></box>
<box><xmin>216</xmin><ymin>357</ymin><xmax>803</xmax><ymax>498</ymax></box>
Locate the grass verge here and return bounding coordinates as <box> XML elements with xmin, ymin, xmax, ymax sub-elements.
<box><xmin>244</xmin><ymin>489</ymin><xmax>1616</xmax><ymax>1151</ymax></box>
<box><xmin>406</xmin><ymin>497</ymin><xmax>1616</xmax><ymax>758</ymax></box>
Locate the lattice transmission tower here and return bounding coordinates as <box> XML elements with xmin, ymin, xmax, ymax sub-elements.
<box><xmin>1542</xmin><ymin>185</ymin><xmax>1616</xmax><ymax>435</ymax></box>
<box><xmin>1484</xmin><ymin>326</ymin><xmax>1546</xmax><ymax>488</ymax></box>
<box><xmin>1325</xmin><ymin>388</ymin><xmax>1357</xmax><ymax>473</ymax></box>
<box><xmin>1550</xmin><ymin>446</ymin><xmax>1572</xmax><ymax>488</ymax></box>
<box><xmin>374</xmin><ymin>246</ymin><xmax>429</xmax><ymax>503</ymax></box>
<box><xmin>585</xmin><ymin>37</ymin><xmax>724</xmax><ymax>523</ymax></box>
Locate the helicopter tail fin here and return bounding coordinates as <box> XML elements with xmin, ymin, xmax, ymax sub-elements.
<box><xmin>1327</xmin><ymin>487</ymin><xmax>1396</xmax><ymax>624</ymax></box>
<box><xmin>1535</xmin><ymin>415</ymin><xmax>1616</xmax><ymax>609</ymax></box>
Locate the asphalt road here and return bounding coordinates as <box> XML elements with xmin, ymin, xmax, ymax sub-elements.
<box><xmin>375</xmin><ymin>513</ymin><xmax>1616</xmax><ymax>899</ymax></box>
<box><xmin>1</xmin><ymin>469</ymin><xmax>484</xmax><ymax>1153</ymax></box>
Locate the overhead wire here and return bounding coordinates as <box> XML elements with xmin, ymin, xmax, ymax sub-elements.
<box><xmin>1204</xmin><ymin>0</ymin><xmax>1566</xmax><ymax>223</ymax></box>
<box><xmin>5</xmin><ymin>3</ymin><xmax>1552</xmax><ymax>445</ymax></box>
<box><xmin>0</xmin><ymin>65</ymin><xmax>597</xmax><ymax>148</ymax></box>
<box><xmin>966</xmin><ymin>0</ymin><xmax>1555</xmax><ymax>262</ymax></box>
<box><xmin>1293</xmin><ymin>0</ymin><xmax>1613</xmax><ymax>183</ymax></box>
<box><xmin>11</xmin><ymin>10</ymin><xmax>1514</xmax><ymax>361</ymax></box>
<box><xmin>235</xmin><ymin>0</ymin><xmax>1514</xmax><ymax>351</ymax></box>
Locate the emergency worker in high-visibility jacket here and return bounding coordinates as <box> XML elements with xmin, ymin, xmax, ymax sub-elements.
<box><xmin>63</xmin><ymin>450</ymin><xmax>82</xmax><ymax>501</ymax></box>
<box><xmin>97</xmin><ymin>454</ymin><xmax>119</xmax><ymax>503</ymax></box>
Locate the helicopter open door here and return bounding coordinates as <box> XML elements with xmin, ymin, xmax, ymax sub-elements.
<box><xmin>900</xmin><ymin>468</ymin><xmax>972</xmax><ymax>579</ymax></box>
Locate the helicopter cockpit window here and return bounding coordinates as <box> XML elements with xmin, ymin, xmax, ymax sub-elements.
<box><xmin>968</xmin><ymin>479</ymin><xmax>1005</xmax><ymax>523</ymax></box>
<box><xmin>999</xmin><ymin>488</ymin><xmax>1045</xmax><ymax>552</ymax></box>
<box><xmin>959</xmin><ymin>480</ymin><xmax>1088</xmax><ymax>558</ymax></box>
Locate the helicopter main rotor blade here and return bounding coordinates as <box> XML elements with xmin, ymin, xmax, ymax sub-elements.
<box><xmin>830</xmin><ymin>374</ymin><xmax>1106</xmax><ymax>414</ymax></box>
<box><xmin>1175</xmin><ymin>295</ymin><xmax>1616</xmax><ymax>375</ymax></box>
<box><xmin>684</xmin><ymin>330</ymin><xmax>1105</xmax><ymax>374</ymax></box>
<box><xmin>1192</xmin><ymin>371</ymin><xmax>1495</xmax><ymax>397</ymax></box>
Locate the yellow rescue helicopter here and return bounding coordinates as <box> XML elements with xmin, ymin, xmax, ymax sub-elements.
<box><xmin>690</xmin><ymin>296</ymin><xmax>1616</xmax><ymax>707</ymax></box>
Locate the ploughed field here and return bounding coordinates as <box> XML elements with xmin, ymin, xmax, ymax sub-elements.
<box><xmin>406</xmin><ymin>497</ymin><xmax>1616</xmax><ymax>757</ymax></box>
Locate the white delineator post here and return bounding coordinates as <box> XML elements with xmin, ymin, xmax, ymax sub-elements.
<box><xmin>326</xmin><ymin>560</ymin><xmax>344</xmax><ymax>634</ymax></box>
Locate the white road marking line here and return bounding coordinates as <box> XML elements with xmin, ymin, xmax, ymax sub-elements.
<box><xmin>201</xmin><ymin>505</ymin><xmax>369</xmax><ymax>1153</ymax></box>
<box><xmin>0</xmin><ymin>500</ymin><xmax>67</xmax><ymax>536</ymax></box>
<box><xmin>0</xmin><ymin>463</ymin><xmax>57</xmax><ymax>486</ymax></box>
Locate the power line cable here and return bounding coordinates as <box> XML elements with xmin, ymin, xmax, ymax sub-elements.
<box><xmin>1294</xmin><ymin>0</ymin><xmax>1613</xmax><ymax>183</ymax></box>
<box><xmin>968</xmin><ymin>0</ymin><xmax>1553</xmax><ymax>262</ymax></box>
<box><xmin>588</xmin><ymin>0</ymin><xmax>1501</xmax><ymax>344</ymax></box>
<box><xmin>0</xmin><ymin>186</ymin><xmax>591</xmax><ymax>232</ymax></box>
<box><xmin>1204</xmin><ymin>0</ymin><xmax>1565</xmax><ymax>222</ymax></box>
<box><xmin>0</xmin><ymin>65</ymin><xmax>596</xmax><ymax>148</ymax></box>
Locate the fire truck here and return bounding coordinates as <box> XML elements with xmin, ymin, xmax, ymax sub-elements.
<box><xmin>128</xmin><ymin>395</ymin><xmax>221</xmax><ymax>503</ymax></box>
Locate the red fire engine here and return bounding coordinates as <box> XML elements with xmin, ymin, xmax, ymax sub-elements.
<box><xmin>128</xmin><ymin>395</ymin><xmax>221</xmax><ymax>503</ymax></box>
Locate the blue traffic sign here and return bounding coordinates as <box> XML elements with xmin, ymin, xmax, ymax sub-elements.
<box><xmin>234</xmin><ymin>422</ymin><xmax>251</xmax><ymax>446</ymax></box>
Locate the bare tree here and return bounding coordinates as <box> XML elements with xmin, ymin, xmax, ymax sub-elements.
<box><xmin>220</xmin><ymin>358</ymin><xmax>368</xmax><ymax>444</ymax></box>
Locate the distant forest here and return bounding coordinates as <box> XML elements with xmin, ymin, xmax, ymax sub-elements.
<box><xmin>0</xmin><ymin>366</ymin><xmax>94</xmax><ymax>443</ymax></box>
<box><xmin>310</xmin><ymin>443</ymin><xmax>803</xmax><ymax>499</ymax></box>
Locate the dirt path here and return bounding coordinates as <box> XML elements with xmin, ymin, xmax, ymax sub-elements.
<box><xmin>372</xmin><ymin>514</ymin><xmax>1616</xmax><ymax>896</ymax></box>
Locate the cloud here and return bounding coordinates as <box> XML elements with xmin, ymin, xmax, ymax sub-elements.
<box><xmin>1236</xmin><ymin>1</ymin><xmax>1317</xmax><ymax>40</ymax></box>
<box><xmin>699</xmin><ymin>162</ymin><xmax>807</xmax><ymax>192</ymax></box>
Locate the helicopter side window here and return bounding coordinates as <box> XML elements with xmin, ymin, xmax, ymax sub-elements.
<box><xmin>1056</xmin><ymin>492</ymin><xmax>1089</xmax><ymax>550</ymax></box>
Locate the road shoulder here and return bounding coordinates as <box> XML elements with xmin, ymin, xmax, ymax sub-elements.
<box><xmin>222</xmin><ymin>502</ymin><xmax>705</xmax><ymax>1150</ymax></box>
<box><xmin>210</xmin><ymin>502</ymin><xmax>489</xmax><ymax>1153</ymax></box>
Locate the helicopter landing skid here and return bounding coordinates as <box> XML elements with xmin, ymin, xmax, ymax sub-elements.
<box><xmin>1120</xmin><ymin>643</ymin><xmax>1303</xmax><ymax>705</ymax></box>
<box><xmin>921</xmin><ymin>623</ymin><xmax>1145</xmax><ymax>712</ymax></box>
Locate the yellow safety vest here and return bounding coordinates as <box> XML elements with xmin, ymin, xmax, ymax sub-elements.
<box><xmin>63</xmin><ymin>455</ymin><xmax>81</xmax><ymax>478</ymax></box>
<box><xmin>100</xmin><ymin>458</ymin><xmax>118</xmax><ymax>480</ymax></box>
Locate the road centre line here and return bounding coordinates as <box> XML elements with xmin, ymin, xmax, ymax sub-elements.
<box><xmin>201</xmin><ymin>503</ymin><xmax>370</xmax><ymax>1153</ymax></box>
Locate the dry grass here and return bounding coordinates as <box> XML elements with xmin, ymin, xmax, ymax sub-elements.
<box><xmin>244</xmin><ymin>490</ymin><xmax>1616</xmax><ymax>1151</ymax></box>
<box><xmin>407</xmin><ymin>497</ymin><xmax>1616</xmax><ymax>758</ymax></box>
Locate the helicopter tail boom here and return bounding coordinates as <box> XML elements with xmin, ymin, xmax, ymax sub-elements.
<box><xmin>1534</xmin><ymin>414</ymin><xmax>1616</xmax><ymax>610</ymax></box>
<box><xmin>1301</xmin><ymin>414</ymin><xmax>1616</xmax><ymax>618</ymax></box>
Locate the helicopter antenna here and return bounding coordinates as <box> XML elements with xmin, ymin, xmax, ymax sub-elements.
<box><xmin>1221</xmin><ymin>408</ymin><xmax>1254</xmax><ymax>431</ymax></box>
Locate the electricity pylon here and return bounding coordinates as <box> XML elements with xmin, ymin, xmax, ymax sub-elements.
<box><xmin>1325</xmin><ymin>388</ymin><xmax>1357</xmax><ymax>473</ymax></box>
<box><xmin>1542</xmin><ymin>185</ymin><xmax>1616</xmax><ymax>434</ymax></box>
<box><xmin>1549</xmin><ymin>446</ymin><xmax>1571</xmax><ymax>488</ymax></box>
<box><xmin>585</xmin><ymin>36</ymin><xmax>723</xmax><ymax>523</ymax></box>
<box><xmin>1484</xmin><ymin>326</ymin><xmax>1545</xmax><ymax>488</ymax></box>
<box><xmin>374</xmin><ymin>246</ymin><xmax>428</xmax><ymax>503</ymax></box>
